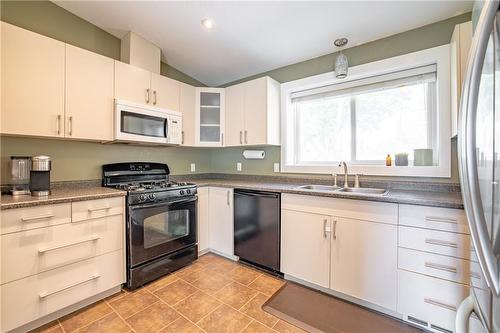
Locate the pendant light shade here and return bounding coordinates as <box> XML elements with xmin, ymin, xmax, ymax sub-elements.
<box><xmin>334</xmin><ymin>38</ymin><xmax>349</xmax><ymax>79</ymax></box>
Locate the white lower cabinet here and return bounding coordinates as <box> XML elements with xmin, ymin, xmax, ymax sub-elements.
<box><xmin>208</xmin><ymin>187</ymin><xmax>234</xmax><ymax>257</ymax></box>
<box><xmin>0</xmin><ymin>197</ymin><xmax>125</xmax><ymax>333</ymax></box>
<box><xmin>280</xmin><ymin>194</ymin><xmax>398</xmax><ymax>312</ymax></box>
<box><xmin>331</xmin><ymin>217</ymin><xmax>397</xmax><ymax>311</ymax></box>
<box><xmin>281</xmin><ymin>210</ymin><xmax>331</xmax><ymax>288</ymax></box>
<box><xmin>197</xmin><ymin>187</ymin><xmax>209</xmax><ymax>253</ymax></box>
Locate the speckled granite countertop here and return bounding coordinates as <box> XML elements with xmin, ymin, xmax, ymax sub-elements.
<box><xmin>1</xmin><ymin>186</ymin><xmax>126</xmax><ymax>210</ymax></box>
<box><xmin>186</xmin><ymin>179</ymin><xmax>464</xmax><ymax>209</ymax></box>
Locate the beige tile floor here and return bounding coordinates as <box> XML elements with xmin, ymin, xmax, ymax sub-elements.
<box><xmin>29</xmin><ymin>253</ymin><xmax>306</xmax><ymax>333</ymax></box>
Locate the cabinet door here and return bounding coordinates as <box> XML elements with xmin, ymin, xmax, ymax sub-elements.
<box><xmin>151</xmin><ymin>73</ymin><xmax>180</xmax><ymax>112</ymax></box>
<box><xmin>114</xmin><ymin>61</ymin><xmax>151</xmax><ymax>105</ymax></box>
<box><xmin>281</xmin><ymin>209</ymin><xmax>331</xmax><ymax>288</ymax></box>
<box><xmin>195</xmin><ymin>88</ymin><xmax>225</xmax><ymax>146</ymax></box>
<box><xmin>197</xmin><ymin>187</ymin><xmax>209</xmax><ymax>253</ymax></box>
<box><xmin>180</xmin><ymin>83</ymin><xmax>196</xmax><ymax>146</ymax></box>
<box><xmin>1</xmin><ymin>22</ymin><xmax>65</xmax><ymax>137</ymax></box>
<box><xmin>208</xmin><ymin>187</ymin><xmax>233</xmax><ymax>257</ymax></box>
<box><xmin>225</xmin><ymin>83</ymin><xmax>245</xmax><ymax>146</ymax></box>
<box><xmin>331</xmin><ymin>217</ymin><xmax>397</xmax><ymax>311</ymax></box>
<box><xmin>65</xmin><ymin>45</ymin><xmax>114</xmax><ymax>141</ymax></box>
<box><xmin>243</xmin><ymin>77</ymin><xmax>268</xmax><ymax>145</ymax></box>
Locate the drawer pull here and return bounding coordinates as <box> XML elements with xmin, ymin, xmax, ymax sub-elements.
<box><xmin>424</xmin><ymin>298</ymin><xmax>457</xmax><ymax>311</ymax></box>
<box><xmin>425</xmin><ymin>216</ymin><xmax>458</xmax><ymax>224</ymax></box>
<box><xmin>88</xmin><ymin>206</ymin><xmax>111</xmax><ymax>213</ymax></box>
<box><xmin>425</xmin><ymin>239</ymin><xmax>458</xmax><ymax>249</ymax></box>
<box><xmin>38</xmin><ymin>235</ymin><xmax>100</xmax><ymax>254</ymax></box>
<box><xmin>39</xmin><ymin>274</ymin><xmax>100</xmax><ymax>299</ymax></box>
<box><xmin>424</xmin><ymin>262</ymin><xmax>458</xmax><ymax>273</ymax></box>
<box><xmin>21</xmin><ymin>214</ymin><xmax>54</xmax><ymax>222</ymax></box>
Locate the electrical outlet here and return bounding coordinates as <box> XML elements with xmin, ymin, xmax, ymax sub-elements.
<box><xmin>237</xmin><ymin>162</ymin><xmax>242</xmax><ymax>171</ymax></box>
<box><xmin>190</xmin><ymin>163</ymin><xmax>196</xmax><ymax>172</ymax></box>
<box><xmin>274</xmin><ymin>163</ymin><xmax>280</xmax><ymax>173</ymax></box>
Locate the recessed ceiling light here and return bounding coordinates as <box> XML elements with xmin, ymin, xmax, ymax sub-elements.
<box><xmin>201</xmin><ymin>18</ymin><xmax>215</xmax><ymax>30</ymax></box>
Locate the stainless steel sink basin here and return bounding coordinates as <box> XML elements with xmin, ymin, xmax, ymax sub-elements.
<box><xmin>337</xmin><ymin>187</ymin><xmax>388</xmax><ymax>195</ymax></box>
<box><xmin>296</xmin><ymin>184</ymin><xmax>341</xmax><ymax>192</ymax></box>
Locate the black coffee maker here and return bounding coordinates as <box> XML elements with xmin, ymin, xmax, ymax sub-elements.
<box><xmin>30</xmin><ymin>155</ymin><xmax>51</xmax><ymax>196</ymax></box>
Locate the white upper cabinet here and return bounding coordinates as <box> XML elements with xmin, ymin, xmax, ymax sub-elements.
<box><xmin>450</xmin><ymin>21</ymin><xmax>472</xmax><ymax>137</ymax></box>
<box><xmin>114</xmin><ymin>61</ymin><xmax>152</xmax><ymax>105</ymax></box>
<box><xmin>180</xmin><ymin>83</ymin><xmax>196</xmax><ymax>146</ymax></box>
<box><xmin>1</xmin><ymin>22</ymin><xmax>65</xmax><ymax>138</ymax></box>
<box><xmin>195</xmin><ymin>88</ymin><xmax>225</xmax><ymax>146</ymax></box>
<box><xmin>225</xmin><ymin>84</ymin><xmax>245</xmax><ymax>146</ymax></box>
<box><xmin>151</xmin><ymin>73</ymin><xmax>181</xmax><ymax>112</ymax></box>
<box><xmin>225</xmin><ymin>76</ymin><xmax>280</xmax><ymax>146</ymax></box>
<box><xmin>331</xmin><ymin>217</ymin><xmax>398</xmax><ymax>311</ymax></box>
<box><xmin>65</xmin><ymin>45</ymin><xmax>114</xmax><ymax>141</ymax></box>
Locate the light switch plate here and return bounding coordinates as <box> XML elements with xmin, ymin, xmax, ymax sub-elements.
<box><xmin>274</xmin><ymin>163</ymin><xmax>280</xmax><ymax>173</ymax></box>
<box><xmin>190</xmin><ymin>163</ymin><xmax>196</xmax><ymax>172</ymax></box>
<box><xmin>237</xmin><ymin>162</ymin><xmax>242</xmax><ymax>171</ymax></box>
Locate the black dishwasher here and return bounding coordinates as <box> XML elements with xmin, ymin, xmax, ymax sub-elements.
<box><xmin>234</xmin><ymin>189</ymin><xmax>280</xmax><ymax>273</ymax></box>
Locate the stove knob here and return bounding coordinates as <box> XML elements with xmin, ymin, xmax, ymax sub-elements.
<box><xmin>148</xmin><ymin>193</ymin><xmax>156</xmax><ymax>200</ymax></box>
<box><xmin>139</xmin><ymin>194</ymin><xmax>147</xmax><ymax>202</ymax></box>
<box><xmin>180</xmin><ymin>190</ymin><xmax>185</xmax><ymax>195</ymax></box>
<box><xmin>186</xmin><ymin>189</ymin><xmax>191</xmax><ymax>194</ymax></box>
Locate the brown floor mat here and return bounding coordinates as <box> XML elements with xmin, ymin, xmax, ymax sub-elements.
<box><xmin>263</xmin><ymin>282</ymin><xmax>423</xmax><ymax>333</ymax></box>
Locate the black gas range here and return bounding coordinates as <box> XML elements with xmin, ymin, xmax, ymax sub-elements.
<box><xmin>103</xmin><ymin>162</ymin><xmax>198</xmax><ymax>290</ymax></box>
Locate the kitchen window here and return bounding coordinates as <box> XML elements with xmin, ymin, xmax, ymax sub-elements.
<box><xmin>281</xmin><ymin>45</ymin><xmax>451</xmax><ymax>177</ymax></box>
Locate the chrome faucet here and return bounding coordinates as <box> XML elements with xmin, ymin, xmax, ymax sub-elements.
<box><xmin>339</xmin><ymin>161</ymin><xmax>349</xmax><ymax>188</ymax></box>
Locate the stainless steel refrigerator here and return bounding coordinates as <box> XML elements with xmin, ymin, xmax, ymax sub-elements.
<box><xmin>457</xmin><ymin>1</ymin><xmax>500</xmax><ymax>332</ymax></box>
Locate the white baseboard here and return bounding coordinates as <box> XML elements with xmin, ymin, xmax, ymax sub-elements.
<box><xmin>202</xmin><ymin>248</ymin><xmax>239</xmax><ymax>261</ymax></box>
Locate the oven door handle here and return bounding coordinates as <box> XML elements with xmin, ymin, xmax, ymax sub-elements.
<box><xmin>130</xmin><ymin>197</ymin><xmax>197</xmax><ymax>210</ymax></box>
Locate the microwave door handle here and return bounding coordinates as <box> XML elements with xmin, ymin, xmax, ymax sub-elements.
<box><xmin>458</xmin><ymin>0</ymin><xmax>500</xmax><ymax>296</ymax></box>
<box><xmin>164</xmin><ymin>118</ymin><xmax>169</xmax><ymax>139</ymax></box>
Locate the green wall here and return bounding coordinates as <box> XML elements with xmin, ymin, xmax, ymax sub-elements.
<box><xmin>0</xmin><ymin>2</ymin><xmax>468</xmax><ymax>183</ymax></box>
<box><xmin>0</xmin><ymin>0</ymin><xmax>204</xmax><ymax>86</ymax></box>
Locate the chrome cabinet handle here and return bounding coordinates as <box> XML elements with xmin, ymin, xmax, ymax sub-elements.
<box><xmin>332</xmin><ymin>220</ymin><xmax>337</xmax><ymax>239</ymax></box>
<box><xmin>88</xmin><ymin>206</ymin><xmax>110</xmax><ymax>213</ymax></box>
<box><xmin>323</xmin><ymin>219</ymin><xmax>328</xmax><ymax>238</ymax></box>
<box><xmin>56</xmin><ymin>115</ymin><xmax>61</xmax><ymax>135</ymax></box>
<box><xmin>424</xmin><ymin>262</ymin><xmax>457</xmax><ymax>274</ymax></box>
<box><xmin>221</xmin><ymin>133</ymin><xmax>224</xmax><ymax>146</ymax></box>
<box><xmin>38</xmin><ymin>235</ymin><xmax>100</xmax><ymax>254</ymax></box>
<box><xmin>21</xmin><ymin>214</ymin><xmax>54</xmax><ymax>222</ymax></box>
<box><xmin>239</xmin><ymin>131</ymin><xmax>243</xmax><ymax>144</ymax></box>
<box><xmin>146</xmin><ymin>88</ymin><xmax>150</xmax><ymax>103</ymax></box>
<box><xmin>458</xmin><ymin>0</ymin><xmax>500</xmax><ymax>296</ymax></box>
<box><xmin>39</xmin><ymin>274</ymin><xmax>100</xmax><ymax>299</ymax></box>
<box><xmin>425</xmin><ymin>216</ymin><xmax>458</xmax><ymax>224</ymax></box>
<box><xmin>244</xmin><ymin>130</ymin><xmax>248</xmax><ymax>144</ymax></box>
<box><xmin>153</xmin><ymin>90</ymin><xmax>157</xmax><ymax>105</ymax></box>
<box><xmin>425</xmin><ymin>239</ymin><xmax>458</xmax><ymax>249</ymax></box>
<box><xmin>424</xmin><ymin>298</ymin><xmax>457</xmax><ymax>311</ymax></box>
<box><xmin>68</xmin><ymin>116</ymin><xmax>73</xmax><ymax>136</ymax></box>
<box><xmin>182</xmin><ymin>131</ymin><xmax>185</xmax><ymax>145</ymax></box>
<box><xmin>226</xmin><ymin>190</ymin><xmax>230</xmax><ymax>206</ymax></box>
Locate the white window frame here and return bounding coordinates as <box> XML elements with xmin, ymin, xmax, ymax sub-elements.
<box><xmin>280</xmin><ymin>44</ymin><xmax>451</xmax><ymax>177</ymax></box>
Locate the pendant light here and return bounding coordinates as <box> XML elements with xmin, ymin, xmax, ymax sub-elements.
<box><xmin>334</xmin><ymin>38</ymin><xmax>349</xmax><ymax>79</ymax></box>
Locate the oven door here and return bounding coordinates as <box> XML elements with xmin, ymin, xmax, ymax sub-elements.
<box><xmin>128</xmin><ymin>197</ymin><xmax>197</xmax><ymax>267</ymax></box>
<box><xmin>115</xmin><ymin>100</ymin><xmax>169</xmax><ymax>144</ymax></box>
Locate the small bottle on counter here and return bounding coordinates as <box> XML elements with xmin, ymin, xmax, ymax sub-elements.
<box><xmin>385</xmin><ymin>154</ymin><xmax>392</xmax><ymax>166</ymax></box>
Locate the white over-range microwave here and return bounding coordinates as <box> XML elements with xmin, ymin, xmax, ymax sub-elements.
<box><xmin>114</xmin><ymin>100</ymin><xmax>182</xmax><ymax>145</ymax></box>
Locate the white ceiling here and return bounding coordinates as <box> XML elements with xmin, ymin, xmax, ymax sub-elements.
<box><xmin>54</xmin><ymin>1</ymin><xmax>473</xmax><ymax>86</ymax></box>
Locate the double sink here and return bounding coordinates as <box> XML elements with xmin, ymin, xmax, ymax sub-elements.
<box><xmin>296</xmin><ymin>184</ymin><xmax>388</xmax><ymax>196</ymax></box>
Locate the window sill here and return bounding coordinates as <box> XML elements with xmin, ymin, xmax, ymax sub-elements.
<box><xmin>282</xmin><ymin>164</ymin><xmax>451</xmax><ymax>178</ymax></box>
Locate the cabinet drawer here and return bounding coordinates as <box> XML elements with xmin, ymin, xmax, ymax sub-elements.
<box><xmin>72</xmin><ymin>197</ymin><xmax>124</xmax><ymax>222</ymax></box>
<box><xmin>1</xmin><ymin>214</ymin><xmax>123</xmax><ymax>284</ymax></box>
<box><xmin>1</xmin><ymin>250</ymin><xmax>124</xmax><ymax>333</ymax></box>
<box><xmin>399</xmin><ymin>226</ymin><xmax>476</xmax><ymax>261</ymax></box>
<box><xmin>398</xmin><ymin>248</ymin><xmax>487</xmax><ymax>289</ymax></box>
<box><xmin>1</xmin><ymin>203</ymin><xmax>71</xmax><ymax>235</ymax></box>
<box><xmin>399</xmin><ymin>204</ymin><xmax>468</xmax><ymax>234</ymax></box>
<box><xmin>398</xmin><ymin>269</ymin><xmax>468</xmax><ymax>333</ymax></box>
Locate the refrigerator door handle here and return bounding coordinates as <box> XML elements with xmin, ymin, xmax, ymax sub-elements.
<box><xmin>458</xmin><ymin>0</ymin><xmax>500</xmax><ymax>296</ymax></box>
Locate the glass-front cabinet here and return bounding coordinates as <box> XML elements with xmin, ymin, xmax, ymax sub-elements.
<box><xmin>195</xmin><ymin>87</ymin><xmax>225</xmax><ymax>146</ymax></box>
